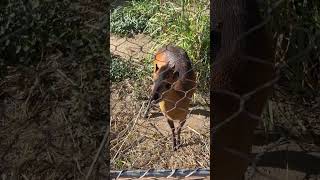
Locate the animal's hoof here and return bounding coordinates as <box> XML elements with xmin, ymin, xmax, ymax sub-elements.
<box><xmin>172</xmin><ymin>146</ymin><xmax>177</xmax><ymax>151</ymax></box>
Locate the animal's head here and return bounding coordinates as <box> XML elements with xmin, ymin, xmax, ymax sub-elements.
<box><xmin>150</xmin><ymin>62</ymin><xmax>179</xmax><ymax>103</ymax></box>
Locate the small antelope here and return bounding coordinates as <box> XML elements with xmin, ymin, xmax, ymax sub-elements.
<box><xmin>144</xmin><ymin>45</ymin><xmax>197</xmax><ymax>151</ymax></box>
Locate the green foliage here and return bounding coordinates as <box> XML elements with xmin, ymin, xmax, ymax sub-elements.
<box><xmin>145</xmin><ymin>0</ymin><xmax>210</xmax><ymax>92</ymax></box>
<box><xmin>0</xmin><ymin>1</ymin><xmax>76</xmax><ymax>64</ymax></box>
<box><xmin>111</xmin><ymin>56</ymin><xmax>153</xmax><ymax>83</ymax></box>
<box><xmin>110</xmin><ymin>0</ymin><xmax>160</xmax><ymax>37</ymax></box>
<box><xmin>0</xmin><ymin>0</ymin><xmax>106</xmax><ymax>77</ymax></box>
<box><xmin>111</xmin><ymin>57</ymin><xmax>134</xmax><ymax>82</ymax></box>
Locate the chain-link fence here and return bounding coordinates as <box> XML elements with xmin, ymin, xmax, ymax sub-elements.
<box><xmin>210</xmin><ymin>0</ymin><xmax>320</xmax><ymax>179</ymax></box>
<box><xmin>111</xmin><ymin>0</ymin><xmax>320</xmax><ymax>179</ymax></box>
<box><xmin>110</xmin><ymin>0</ymin><xmax>210</xmax><ymax>179</ymax></box>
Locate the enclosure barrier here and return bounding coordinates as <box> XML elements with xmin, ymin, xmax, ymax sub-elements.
<box><xmin>111</xmin><ymin>168</ymin><xmax>210</xmax><ymax>179</ymax></box>
<box><xmin>110</xmin><ymin>0</ymin><xmax>320</xmax><ymax>179</ymax></box>
<box><xmin>110</xmin><ymin>0</ymin><xmax>210</xmax><ymax>178</ymax></box>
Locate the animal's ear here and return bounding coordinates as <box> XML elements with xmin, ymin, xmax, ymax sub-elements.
<box><xmin>171</xmin><ymin>64</ymin><xmax>175</xmax><ymax>70</ymax></box>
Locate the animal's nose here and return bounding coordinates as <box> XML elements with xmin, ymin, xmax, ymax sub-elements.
<box><xmin>152</xmin><ymin>92</ymin><xmax>160</xmax><ymax>103</ymax></box>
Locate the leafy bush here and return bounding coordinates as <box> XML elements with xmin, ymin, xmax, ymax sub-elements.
<box><xmin>0</xmin><ymin>0</ymin><xmax>106</xmax><ymax>77</ymax></box>
<box><xmin>0</xmin><ymin>1</ymin><xmax>78</xmax><ymax>65</ymax></box>
<box><xmin>111</xmin><ymin>56</ymin><xmax>153</xmax><ymax>83</ymax></box>
<box><xmin>110</xmin><ymin>0</ymin><xmax>160</xmax><ymax>37</ymax></box>
<box><xmin>111</xmin><ymin>57</ymin><xmax>136</xmax><ymax>82</ymax></box>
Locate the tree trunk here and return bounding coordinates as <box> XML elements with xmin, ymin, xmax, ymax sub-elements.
<box><xmin>211</xmin><ymin>0</ymin><xmax>276</xmax><ymax>179</ymax></box>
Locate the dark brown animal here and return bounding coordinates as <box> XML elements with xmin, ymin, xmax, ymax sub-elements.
<box><xmin>145</xmin><ymin>45</ymin><xmax>197</xmax><ymax>151</ymax></box>
<box><xmin>211</xmin><ymin>0</ymin><xmax>276</xmax><ymax>179</ymax></box>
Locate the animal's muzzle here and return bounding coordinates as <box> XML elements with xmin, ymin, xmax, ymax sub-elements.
<box><xmin>151</xmin><ymin>92</ymin><xmax>161</xmax><ymax>103</ymax></box>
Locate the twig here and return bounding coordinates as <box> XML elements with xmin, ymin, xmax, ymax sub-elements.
<box><xmin>85</xmin><ymin>127</ymin><xmax>109</xmax><ymax>180</ymax></box>
<box><xmin>187</xmin><ymin>126</ymin><xmax>201</xmax><ymax>136</ymax></box>
<box><xmin>111</xmin><ymin>102</ymin><xmax>145</xmax><ymax>163</ymax></box>
<box><xmin>56</xmin><ymin>69</ymin><xmax>78</xmax><ymax>87</ymax></box>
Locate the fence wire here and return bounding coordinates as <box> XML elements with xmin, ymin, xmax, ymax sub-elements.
<box><xmin>111</xmin><ymin>168</ymin><xmax>210</xmax><ymax>179</ymax></box>
<box><xmin>110</xmin><ymin>0</ymin><xmax>210</xmax><ymax>178</ymax></box>
<box><xmin>210</xmin><ymin>0</ymin><xmax>320</xmax><ymax>179</ymax></box>
<box><xmin>110</xmin><ymin>0</ymin><xmax>320</xmax><ymax>179</ymax></box>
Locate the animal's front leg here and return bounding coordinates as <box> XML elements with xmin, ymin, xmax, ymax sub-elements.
<box><xmin>167</xmin><ymin>119</ymin><xmax>177</xmax><ymax>151</ymax></box>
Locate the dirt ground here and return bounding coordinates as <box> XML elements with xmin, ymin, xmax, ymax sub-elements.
<box><xmin>110</xmin><ymin>33</ymin><xmax>156</xmax><ymax>63</ymax></box>
<box><xmin>110</xmin><ymin>80</ymin><xmax>210</xmax><ymax>169</ymax></box>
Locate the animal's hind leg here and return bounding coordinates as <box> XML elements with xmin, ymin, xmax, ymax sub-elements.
<box><xmin>176</xmin><ymin>119</ymin><xmax>186</xmax><ymax>149</ymax></box>
<box><xmin>167</xmin><ymin>119</ymin><xmax>177</xmax><ymax>151</ymax></box>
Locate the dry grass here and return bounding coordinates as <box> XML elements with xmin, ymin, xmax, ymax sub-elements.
<box><xmin>268</xmin><ymin>89</ymin><xmax>320</xmax><ymax>145</ymax></box>
<box><xmin>0</xmin><ymin>56</ymin><xmax>109</xmax><ymax>179</ymax></box>
<box><xmin>110</xmin><ymin>79</ymin><xmax>210</xmax><ymax>170</ymax></box>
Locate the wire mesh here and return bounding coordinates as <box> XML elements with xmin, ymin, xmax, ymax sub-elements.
<box><xmin>110</xmin><ymin>0</ymin><xmax>320</xmax><ymax>179</ymax></box>
<box><xmin>210</xmin><ymin>0</ymin><xmax>320</xmax><ymax>179</ymax></box>
<box><xmin>110</xmin><ymin>168</ymin><xmax>210</xmax><ymax>179</ymax></box>
<box><xmin>110</xmin><ymin>0</ymin><xmax>210</xmax><ymax>176</ymax></box>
